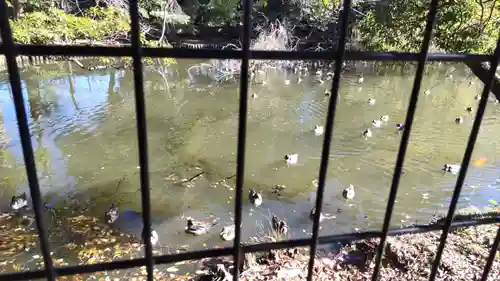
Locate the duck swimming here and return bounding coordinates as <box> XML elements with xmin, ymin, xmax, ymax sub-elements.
<box><xmin>367</xmin><ymin>98</ymin><xmax>376</xmax><ymax>105</ymax></box>
<box><xmin>372</xmin><ymin>120</ymin><xmax>382</xmax><ymax>128</ymax></box>
<box><xmin>142</xmin><ymin>225</ymin><xmax>159</xmax><ymax>246</ymax></box>
<box><xmin>362</xmin><ymin>129</ymin><xmax>372</xmax><ymax>139</ymax></box>
<box><xmin>396</xmin><ymin>123</ymin><xmax>405</xmax><ymax>132</ymax></box>
<box><xmin>309</xmin><ymin>206</ymin><xmax>325</xmax><ymax>222</ymax></box>
<box><xmin>443</xmin><ymin>164</ymin><xmax>460</xmax><ymax>174</ymax></box>
<box><xmin>342</xmin><ymin>184</ymin><xmax>355</xmax><ymax>200</ymax></box>
<box><xmin>380</xmin><ymin>115</ymin><xmax>389</xmax><ymax>122</ymax></box>
<box><xmin>466</xmin><ymin>106</ymin><xmax>473</xmax><ymax>114</ymax></box>
<box><xmin>219</xmin><ymin>225</ymin><xmax>235</xmax><ymax>241</ymax></box>
<box><xmin>249</xmin><ymin>189</ymin><xmax>263</xmax><ymax>207</ymax></box>
<box><xmin>185</xmin><ymin>218</ymin><xmax>215</xmax><ymax>236</ymax></box>
<box><xmin>455</xmin><ymin>117</ymin><xmax>464</xmax><ymax>124</ymax></box>
<box><xmin>105</xmin><ymin>203</ymin><xmax>120</xmax><ymax>224</ymax></box>
<box><xmin>284</xmin><ymin>154</ymin><xmax>299</xmax><ymax>165</ymax></box>
<box><xmin>10</xmin><ymin>192</ymin><xmax>28</xmax><ymax>211</ymax></box>
<box><xmin>105</xmin><ymin>204</ymin><xmax>159</xmax><ymax>245</ymax></box>
<box><xmin>314</xmin><ymin>125</ymin><xmax>324</xmax><ymax>136</ymax></box>
<box><xmin>271</xmin><ymin>215</ymin><xmax>289</xmax><ymax>235</ymax></box>
<box><xmin>357</xmin><ymin>76</ymin><xmax>364</xmax><ymax>84</ymax></box>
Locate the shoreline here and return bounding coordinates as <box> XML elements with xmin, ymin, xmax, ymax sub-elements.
<box><xmin>1</xmin><ymin>208</ymin><xmax>498</xmax><ymax>280</ymax></box>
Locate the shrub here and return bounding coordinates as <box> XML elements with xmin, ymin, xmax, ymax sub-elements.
<box><xmin>10</xmin><ymin>7</ymin><xmax>130</xmax><ymax>44</ymax></box>
<box><xmin>355</xmin><ymin>0</ymin><xmax>500</xmax><ymax>53</ymax></box>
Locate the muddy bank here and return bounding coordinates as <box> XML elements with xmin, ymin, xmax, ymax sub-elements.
<box><xmin>198</xmin><ymin>223</ymin><xmax>499</xmax><ymax>281</ymax></box>
<box><xmin>1</xmin><ymin>207</ymin><xmax>499</xmax><ymax>280</ymax></box>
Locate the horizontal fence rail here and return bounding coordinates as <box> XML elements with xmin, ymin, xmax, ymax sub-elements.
<box><xmin>0</xmin><ymin>0</ymin><xmax>500</xmax><ymax>280</ymax></box>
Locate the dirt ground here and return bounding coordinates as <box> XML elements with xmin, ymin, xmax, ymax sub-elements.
<box><xmin>197</xmin><ymin>224</ymin><xmax>499</xmax><ymax>281</ymax></box>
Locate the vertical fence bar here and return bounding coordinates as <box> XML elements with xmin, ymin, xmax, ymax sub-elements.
<box><xmin>128</xmin><ymin>1</ymin><xmax>154</xmax><ymax>280</ymax></box>
<box><xmin>305</xmin><ymin>1</ymin><xmax>352</xmax><ymax>280</ymax></box>
<box><xmin>0</xmin><ymin>1</ymin><xmax>56</xmax><ymax>280</ymax></box>
<box><xmin>480</xmin><ymin>226</ymin><xmax>500</xmax><ymax>281</ymax></box>
<box><xmin>370</xmin><ymin>1</ymin><xmax>439</xmax><ymax>280</ymax></box>
<box><xmin>428</xmin><ymin>34</ymin><xmax>500</xmax><ymax>281</ymax></box>
<box><xmin>233</xmin><ymin>0</ymin><xmax>252</xmax><ymax>279</ymax></box>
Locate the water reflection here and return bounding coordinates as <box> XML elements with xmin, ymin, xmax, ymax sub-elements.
<box><xmin>0</xmin><ymin>61</ymin><xmax>499</xmax><ymax>253</ymax></box>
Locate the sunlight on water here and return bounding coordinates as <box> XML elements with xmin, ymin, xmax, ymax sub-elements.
<box><xmin>0</xmin><ymin>61</ymin><xmax>499</xmax><ymax>271</ymax></box>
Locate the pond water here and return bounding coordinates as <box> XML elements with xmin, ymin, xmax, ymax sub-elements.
<box><xmin>0</xmin><ymin>60</ymin><xmax>499</xmax><ymax>272</ymax></box>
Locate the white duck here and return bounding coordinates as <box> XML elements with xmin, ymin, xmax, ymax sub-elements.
<box><xmin>372</xmin><ymin>120</ymin><xmax>382</xmax><ymax>128</ymax></box>
<box><xmin>380</xmin><ymin>115</ymin><xmax>389</xmax><ymax>122</ymax></box>
<box><xmin>443</xmin><ymin>164</ymin><xmax>460</xmax><ymax>174</ymax></box>
<box><xmin>249</xmin><ymin>189</ymin><xmax>263</xmax><ymax>207</ymax></box>
<box><xmin>342</xmin><ymin>184</ymin><xmax>355</xmax><ymax>200</ymax></box>
<box><xmin>367</xmin><ymin>98</ymin><xmax>376</xmax><ymax>105</ymax></box>
<box><xmin>362</xmin><ymin>129</ymin><xmax>372</xmax><ymax>139</ymax></box>
<box><xmin>284</xmin><ymin>154</ymin><xmax>299</xmax><ymax>165</ymax></box>
<box><xmin>313</xmin><ymin>125</ymin><xmax>324</xmax><ymax>136</ymax></box>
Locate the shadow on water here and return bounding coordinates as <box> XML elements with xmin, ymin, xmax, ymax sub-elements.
<box><xmin>0</xmin><ymin>60</ymin><xmax>499</xmax><ymax>273</ymax></box>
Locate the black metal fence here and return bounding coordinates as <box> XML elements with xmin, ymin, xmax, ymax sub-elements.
<box><xmin>0</xmin><ymin>0</ymin><xmax>499</xmax><ymax>280</ymax></box>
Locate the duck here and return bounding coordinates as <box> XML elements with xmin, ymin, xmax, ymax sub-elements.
<box><xmin>466</xmin><ymin>106</ymin><xmax>473</xmax><ymax>114</ymax></box>
<box><xmin>342</xmin><ymin>184</ymin><xmax>355</xmax><ymax>200</ymax></box>
<box><xmin>284</xmin><ymin>154</ymin><xmax>299</xmax><ymax>165</ymax></box>
<box><xmin>313</xmin><ymin>125</ymin><xmax>324</xmax><ymax>136</ymax></box>
<box><xmin>443</xmin><ymin>164</ymin><xmax>460</xmax><ymax>174</ymax></box>
<box><xmin>10</xmin><ymin>192</ymin><xmax>28</xmax><ymax>211</ymax></box>
<box><xmin>474</xmin><ymin>94</ymin><xmax>481</xmax><ymax>101</ymax></box>
<box><xmin>105</xmin><ymin>203</ymin><xmax>120</xmax><ymax>224</ymax></box>
<box><xmin>316</xmin><ymin>78</ymin><xmax>325</xmax><ymax>84</ymax></box>
<box><xmin>251</xmin><ymin>93</ymin><xmax>258</xmax><ymax>99</ymax></box>
<box><xmin>185</xmin><ymin>218</ymin><xmax>215</xmax><ymax>235</ymax></box>
<box><xmin>362</xmin><ymin>128</ymin><xmax>372</xmax><ymax>138</ymax></box>
<box><xmin>396</xmin><ymin>123</ymin><xmax>405</xmax><ymax>132</ymax></box>
<box><xmin>309</xmin><ymin>206</ymin><xmax>325</xmax><ymax>222</ymax></box>
<box><xmin>424</xmin><ymin>89</ymin><xmax>431</xmax><ymax>95</ymax></box>
<box><xmin>249</xmin><ymin>189</ymin><xmax>263</xmax><ymax>207</ymax></box>
<box><xmin>105</xmin><ymin>204</ymin><xmax>159</xmax><ymax>245</ymax></box>
<box><xmin>271</xmin><ymin>215</ymin><xmax>289</xmax><ymax>235</ymax></box>
<box><xmin>219</xmin><ymin>225</ymin><xmax>235</xmax><ymax>241</ymax></box>
<box><xmin>142</xmin><ymin>225</ymin><xmax>159</xmax><ymax>246</ymax></box>
<box><xmin>455</xmin><ymin>117</ymin><xmax>464</xmax><ymax>124</ymax></box>
<box><xmin>315</xmin><ymin>69</ymin><xmax>322</xmax><ymax>76</ymax></box>
<box><xmin>297</xmin><ymin>76</ymin><xmax>302</xmax><ymax>84</ymax></box>
<box><xmin>357</xmin><ymin>75</ymin><xmax>364</xmax><ymax>84</ymax></box>
<box><xmin>324</xmin><ymin>89</ymin><xmax>331</xmax><ymax>96</ymax></box>
<box><xmin>284</xmin><ymin>79</ymin><xmax>291</xmax><ymax>86</ymax></box>
<box><xmin>367</xmin><ymin>98</ymin><xmax>376</xmax><ymax>105</ymax></box>
<box><xmin>380</xmin><ymin>115</ymin><xmax>389</xmax><ymax>122</ymax></box>
<box><xmin>372</xmin><ymin>120</ymin><xmax>382</xmax><ymax>128</ymax></box>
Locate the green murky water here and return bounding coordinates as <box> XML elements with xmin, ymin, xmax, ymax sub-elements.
<box><xmin>0</xmin><ymin>60</ymin><xmax>499</xmax><ymax>272</ymax></box>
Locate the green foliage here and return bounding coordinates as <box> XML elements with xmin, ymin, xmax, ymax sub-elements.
<box><xmin>355</xmin><ymin>0</ymin><xmax>500</xmax><ymax>53</ymax></box>
<box><xmin>10</xmin><ymin>7</ymin><xmax>130</xmax><ymax>44</ymax></box>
